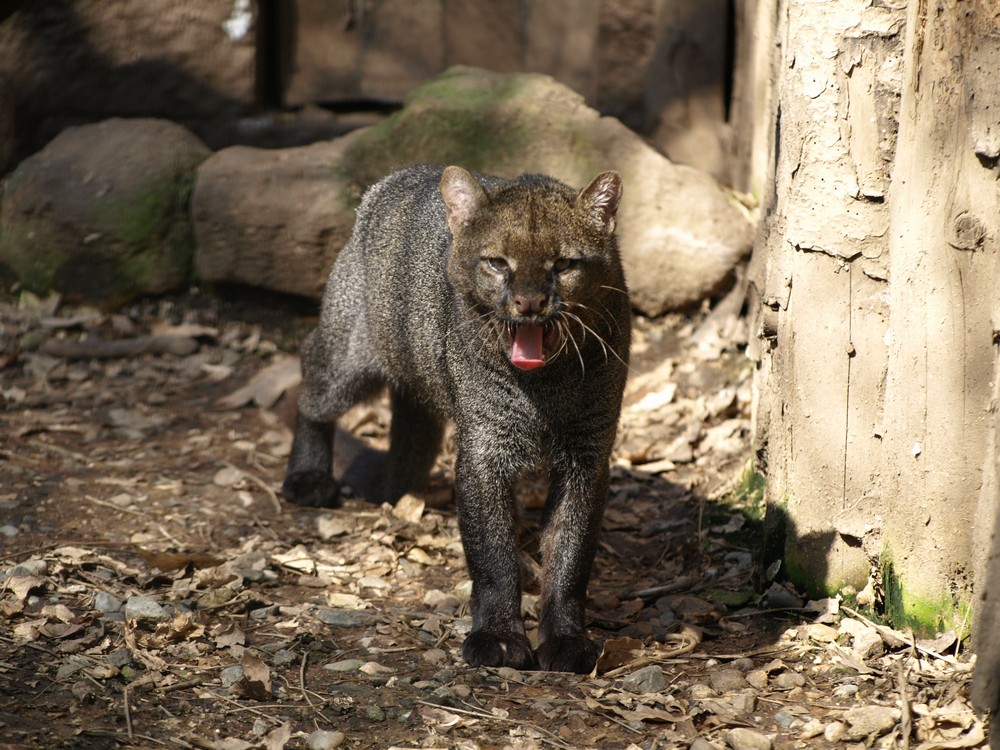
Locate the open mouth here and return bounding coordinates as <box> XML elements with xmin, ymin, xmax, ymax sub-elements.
<box><xmin>509</xmin><ymin>322</ymin><xmax>556</xmax><ymax>371</ymax></box>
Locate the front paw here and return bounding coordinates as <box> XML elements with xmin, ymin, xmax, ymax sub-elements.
<box><xmin>281</xmin><ymin>470</ymin><xmax>341</xmax><ymax>508</ymax></box>
<box><xmin>462</xmin><ymin>629</ymin><xmax>536</xmax><ymax>670</ymax></box>
<box><xmin>537</xmin><ymin>634</ymin><xmax>600</xmax><ymax>674</ymax></box>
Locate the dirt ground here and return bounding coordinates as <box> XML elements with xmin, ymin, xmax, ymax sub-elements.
<box><xmin>0</xmin><ymin>289</ymin><xmax>987</xmax><ymax>749</ymax></box>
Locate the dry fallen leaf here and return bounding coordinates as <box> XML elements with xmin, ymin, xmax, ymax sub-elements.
<box><xmin>591</xmin><ymin>636</ymin><xmax>644</xmax><ymax>676</ymax></box>
<box><xmin>262</xmin><ymin>721</ymin><xmax>292</xmax><ymax>750</ymax></box>
<box><xmin>234</xmin><ymin>650</ymin><xmax>272</xmax><ymax>701</ymax></box>
<box><xmin>218</xmin><ymin>356</ymin><xmax>301</xmax><ymax>409</ymax></box>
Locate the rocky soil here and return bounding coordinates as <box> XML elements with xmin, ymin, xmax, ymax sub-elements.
<box><xmin>0</xmin><ymin>288</ymin><xmax>986</xmax><ymax>749</ymax></box>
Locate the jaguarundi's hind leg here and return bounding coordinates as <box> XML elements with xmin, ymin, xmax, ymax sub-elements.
<box><xmin>372</xmin><ymin>387</ymin><xmax>445</xmax><ymax>505</ymax></box>
<box><xmin>282</xmin><ymin>330</ymin><xmax>381</xmax><ymax>507</ymax></box>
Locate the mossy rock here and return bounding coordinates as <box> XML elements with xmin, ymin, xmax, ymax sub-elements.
<box><xmin>0</xmin><ymin>118</ymin><xmax>209</xmax><ymax>306</ymax></box>
<box><xmin>338</xmin><ymin>67</ymin><xmax>752</xmax><ymax>315</ymax></box>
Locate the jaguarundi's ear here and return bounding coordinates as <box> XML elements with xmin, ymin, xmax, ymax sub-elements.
<box><xmin>577</xmin><ymin>171</ymin><xmax>622</xmax><ymax>233</ymax></box>
<box><xmin>441</xmin><ymin>166</ymin><xmax>488</xmax><ymax>236</ymax></box>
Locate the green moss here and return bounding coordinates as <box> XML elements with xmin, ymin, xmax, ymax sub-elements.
<box><xmin>733</xmin><ymin>460</ymin><xmax>766</xmax><ymax>522</ymax></box>
<box><xmin>338</xmin><ymin>70</ymin><xmax>545</xmax><ymax>200</ymax></box>
<box><xmin>881</xmin><ymin>556</ymin><xmax>973</xmax><ymax>638</ymax></box>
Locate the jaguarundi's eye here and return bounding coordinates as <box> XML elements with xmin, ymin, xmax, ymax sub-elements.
<box><xmin>483</xmin><ymin>257</ymin><xmax>510</xmax><ymax>273</ymax></box>
<box><xmin>553</xmin><ymin>257</ymin><xmax>579</xmax><ymax>273</ymax></box>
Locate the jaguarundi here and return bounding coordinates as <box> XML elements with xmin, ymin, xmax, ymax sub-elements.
<box><xmin>282</xmin><ymin>164</ymin><xmax>631</xmax><ymax>673</ymax></box>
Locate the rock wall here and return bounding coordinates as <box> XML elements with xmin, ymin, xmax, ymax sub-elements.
<box><xmin>0</xmin><ymin>0</ymin><xmax>257</xmax><ymax>165</ymax></box>
<box><xmin>0</xmin><ymin>0</ymin><xmax>733</xmax><ymax>182</ymax></box>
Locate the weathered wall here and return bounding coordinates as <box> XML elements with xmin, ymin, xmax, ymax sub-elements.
<box><xmin>746</xmin><ymin>0</ymin><xmax>1000</xmax><ymax>638</ymax></box>
<box><xmin>0</xmin><ymin>1</ymin><xmax>257</xmax><ymax>164</ymax></box>
<box><xmin>286</xmin><ymin>0</ymin><xmax>732</xmax><ymax>180</ymax></box>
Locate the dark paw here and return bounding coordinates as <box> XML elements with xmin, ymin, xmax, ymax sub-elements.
<box><xmin>281</xmin><ymin>470</ymin><xmax>341</xmax><ymax>508</ymax></box>
<box><xmin>536</xmin><ymin>634</ymin><xmax>600</xmax><ymax>674</ymax></box>
<box><xmin>462</xmin><ymin>629</ymin><xmax>537</xmax><ymax>670</ymax></box>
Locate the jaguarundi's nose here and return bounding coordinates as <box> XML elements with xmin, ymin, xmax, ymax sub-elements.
<box><xmin>512</xmin><ymin>292</ymin><xmax>546</xmax><ymax>316</ymax></box>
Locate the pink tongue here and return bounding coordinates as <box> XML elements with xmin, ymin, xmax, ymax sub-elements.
<box><xmin>511</xmin><ymin>324</ymin><xmax>546</xmax><ymax>371</ymax></box>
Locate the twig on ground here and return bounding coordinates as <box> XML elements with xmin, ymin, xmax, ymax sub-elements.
<box><xmin>300</xmin><ymin>651</ymin><xmax>315</xmax><ymax>707</ymax></box>
<box><xmin>897</xmin><ymin>659</ymin><xmax>912</xmax><ymax>750</ymax></box>
<box><xmin>123</xmin><ymin>685</ymin><xmax>134</xmax><ymax>739</ymax></box>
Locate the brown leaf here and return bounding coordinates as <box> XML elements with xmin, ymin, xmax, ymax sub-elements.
<box><xmin>218</xmin><ymin>356</ymin><xmax>300</xmax><ymax>409</ymax></box>
<box><xmin>214</xmin><ymin>623</ymin><xmax>246</xmax><ymax>649</ymax></box>
<box><xmin>591</xmin><ymin>636</ymin><xmax>645</xmax><ymax>676</ymax></box>
<box><xmin>392</xmin><ymin>493</ymin><xmax>425</xmax><ymax>523</ymax></box>
<box><xmin>234</xmin><ymin>651</ymin><xmax>272</xmax><ymax>700</ymax></box>
<box><xmin>134</xmin><ymin>547</ymin><xmax>223</xmax><ymax>573</ymax></box>
<box><xmin>262</xmin><ymin>721</ymin><xmax>292</xmax><ymax>750</ymax></box>
<box><xmin>6</xmin><ymin>575</ymin><xmax>46</xmax><ymax>601</ymax></box>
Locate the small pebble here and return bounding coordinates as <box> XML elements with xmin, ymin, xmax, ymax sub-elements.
<box><xmin>726</xmin><ymin>727</ymin><xmax>772</xmax><ymax>750</ymax></box>
<box><xmin>422</xmin><ymin>648</ymin><xmax>447</xmax><ymax>665</ymax></box>
<box><xmin>833</xmin><ymin>683</ymin><xmax>859</xmax><ymax>699</ymax></box>
<box><xmin>799</xmin><ymin>719</ymin><xmax>825</xmax><ymax>739</ymax></box>
<box><xmin>773</xmin><ymin>671</ymin><xmax>806</xmax><ymax>689</ymax></box>
<box><xmin>124</xmin><ymin>595</ymin><xmax>169</xmax><ymax>623</ymax></box>
<box><xmin>689</xmin><ymin>683</ymin><xmax>717</xmax><ymax>700</ymax></box>
<box><xmin>728</xmin><ymin>689</ymin><xmax>756</xmax><ymax>716</ymax></box>
<box><xmin>709</xmin><ymin>668</ymin><xmax>748</xmax><ymax>693</ymax></box>
<box><xmin>316</xmin><ymin>607</ymin><xmax>376</xmax><ymax>627</ymax></box>
<box><xmin>745</xmin><ymin>669</ymin><xmax>768</xmax><ymax>690</ymax></box>
<box><xmin>690</xmin><ymin>739</ymin><xmax>720</xmax><ymax>750</ymax></box>
<box><xmin>824</xmin><ymin>721</ymin><xmax>846</xmax><ymax>742</ymax></box>
<box><xmin>323</xmin><ymin>659</ymin><xmax>365</xmax><ymax>672</ymax></box>
<box><xmin>622</xmin><ymin>664</ymin><xmax>666</xmax><ymax>694</ymax></box>
<box><xmin>772</xmin><ymin>708</ymin><xmax>797</xmax><ymax>728</ymax></box>
<box><xmin>844</xmin><ymin>705</ymin><xmax>900</xmax><ymax>739</ymax></box>
<box><xmin>307</xmin><ymin>730</ymin><xmax>346</xmax><ymax>750</ymax></box>
<box><xmin>0</xmin><ymin>525</ymin><xmax>19</xmax><ymax>538</ymax></box>
<box><xmin>220</xmin><ymin>666</ymin><xmax>244</xmax><ymax>687</ymax></box>
<box><xmin>851</xmin><ymin>627</ymin><xmax>885</xmax><ymax>660</ymax></box>
<box><xmin>10</xmin><ymin>559</ymin><xmax>47</xmax><ymax>577</ymax></box>
<box><xmin>105</xmin><ymin>648</ymin><xmax>133</xmax><ymax>668</ymax></box>
<box><xmin>272</xmin><ymin>649</ymin><xmax>297</xmax><ymax>668</ymax></box>
<box><xmin>496</xmin><ymin>666</ymin><xmax>523</xmax><ymax>682</ymax></box>
<box><xmin>93</xmin><ymin>591</ymin><xmax>123</xmax><ymax>613</ymax></box>
<box><xmin>359</xmin><ymin>661</ymin><xmax>393</xmax><ymax>675</ymax></box>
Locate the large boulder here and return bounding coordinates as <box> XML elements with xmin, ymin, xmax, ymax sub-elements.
<box><xmin>191</xmin><ymin>134</ymin><xmax>361</xmax><ymax>300</ymax></box>
<box><xmin>194</xmin><ymin>67</ymin><xmax>752</xmax><ymax>315</ymax></box>
<box><xmin>0</xmin><ymin>118</ymin><xmax>209</xmax><ymax>306</ymax></box>
<box><xmin>340</xmin><ymin>67</ymin><xmax>752</xmax><ymax>316</ymax></box>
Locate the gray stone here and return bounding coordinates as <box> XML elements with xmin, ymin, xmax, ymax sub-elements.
<box><xmin>690</xmin><ymin>740</ymin><xmax>721</xmax><ymax>750</ymax></box>
<box><xmin>709</xmin><ymin>668</ymin><xmax>748</xmax><ymax>693</ymax></box>
<box><xmin>123</xmin><ymin>594</ymin><xmax>169</xmax><ymax>623</ymax></box>
<box><xmin>220</xmin><ymin>666</ymin><xmax>244</xmax><ymax>688</ymax></box>
<box><xmin>622</xmin><ymin>664</ymin><xmax>667</xmax><ymax>694</ymax></box>
<box><xmin>851</xmin><ymin>627</ymin><xmax>885</xmax><ymax>660</ymax></box>
<box><xmin>93</xmin><ymin>591</ymin><xmax>124</xmax><ymax>613</ymax></box>
<box><xmin>773</xmin><ymin>671</ymin><xmax>806</xmax><ymax>690</ymax></box>
<box><xmin>192</xmin><ymin>137</ymin><xmax>359</xmax><ymax>300</ymax></box>
<box><xmin>0</xmin><ymin>524</ymin><xmax>18</xmax><ymax>538</ymax></box>
<box><xmin>316</xmin><ymin>607</ymin><xmax>376</xmax><ymax>628</ymax></box>
<box><xmin>0</xmin><ymin>118</ymin><xmax>209</xmax><ymax>306</ymax></box>
<box><xmin>726</xmin><ymin>727</ymin><xmax>772</xmax><ymax>750</ymax></box>
<box><xmin>323</xmin><ymin>659</ymin><xmax>365</xmax><ymax>672</ymax></box>
<box><xmin>307</xmin><ymin>730</ymin><xmax>346</xmax><ymax>750</ymax></box>
<box><xmin>843</xmin><ymin>705</ymin><xmax>901</xmax><ymax>739</ymax></box>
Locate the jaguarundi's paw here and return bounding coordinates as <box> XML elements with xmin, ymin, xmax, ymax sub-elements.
<box><xmin>462</xmin><ymin>630</ymin><xmax>537</xmax><ymax>670</ymax></box>
<box><xmin>536</xmin><ymin>634</ymin><xmax>600</xmax><ymax>674</ymax></box>
<box><xmin>281</xmin><ymin>471</ymin><xmax>341</xmax><ymax>508</ymax></box>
